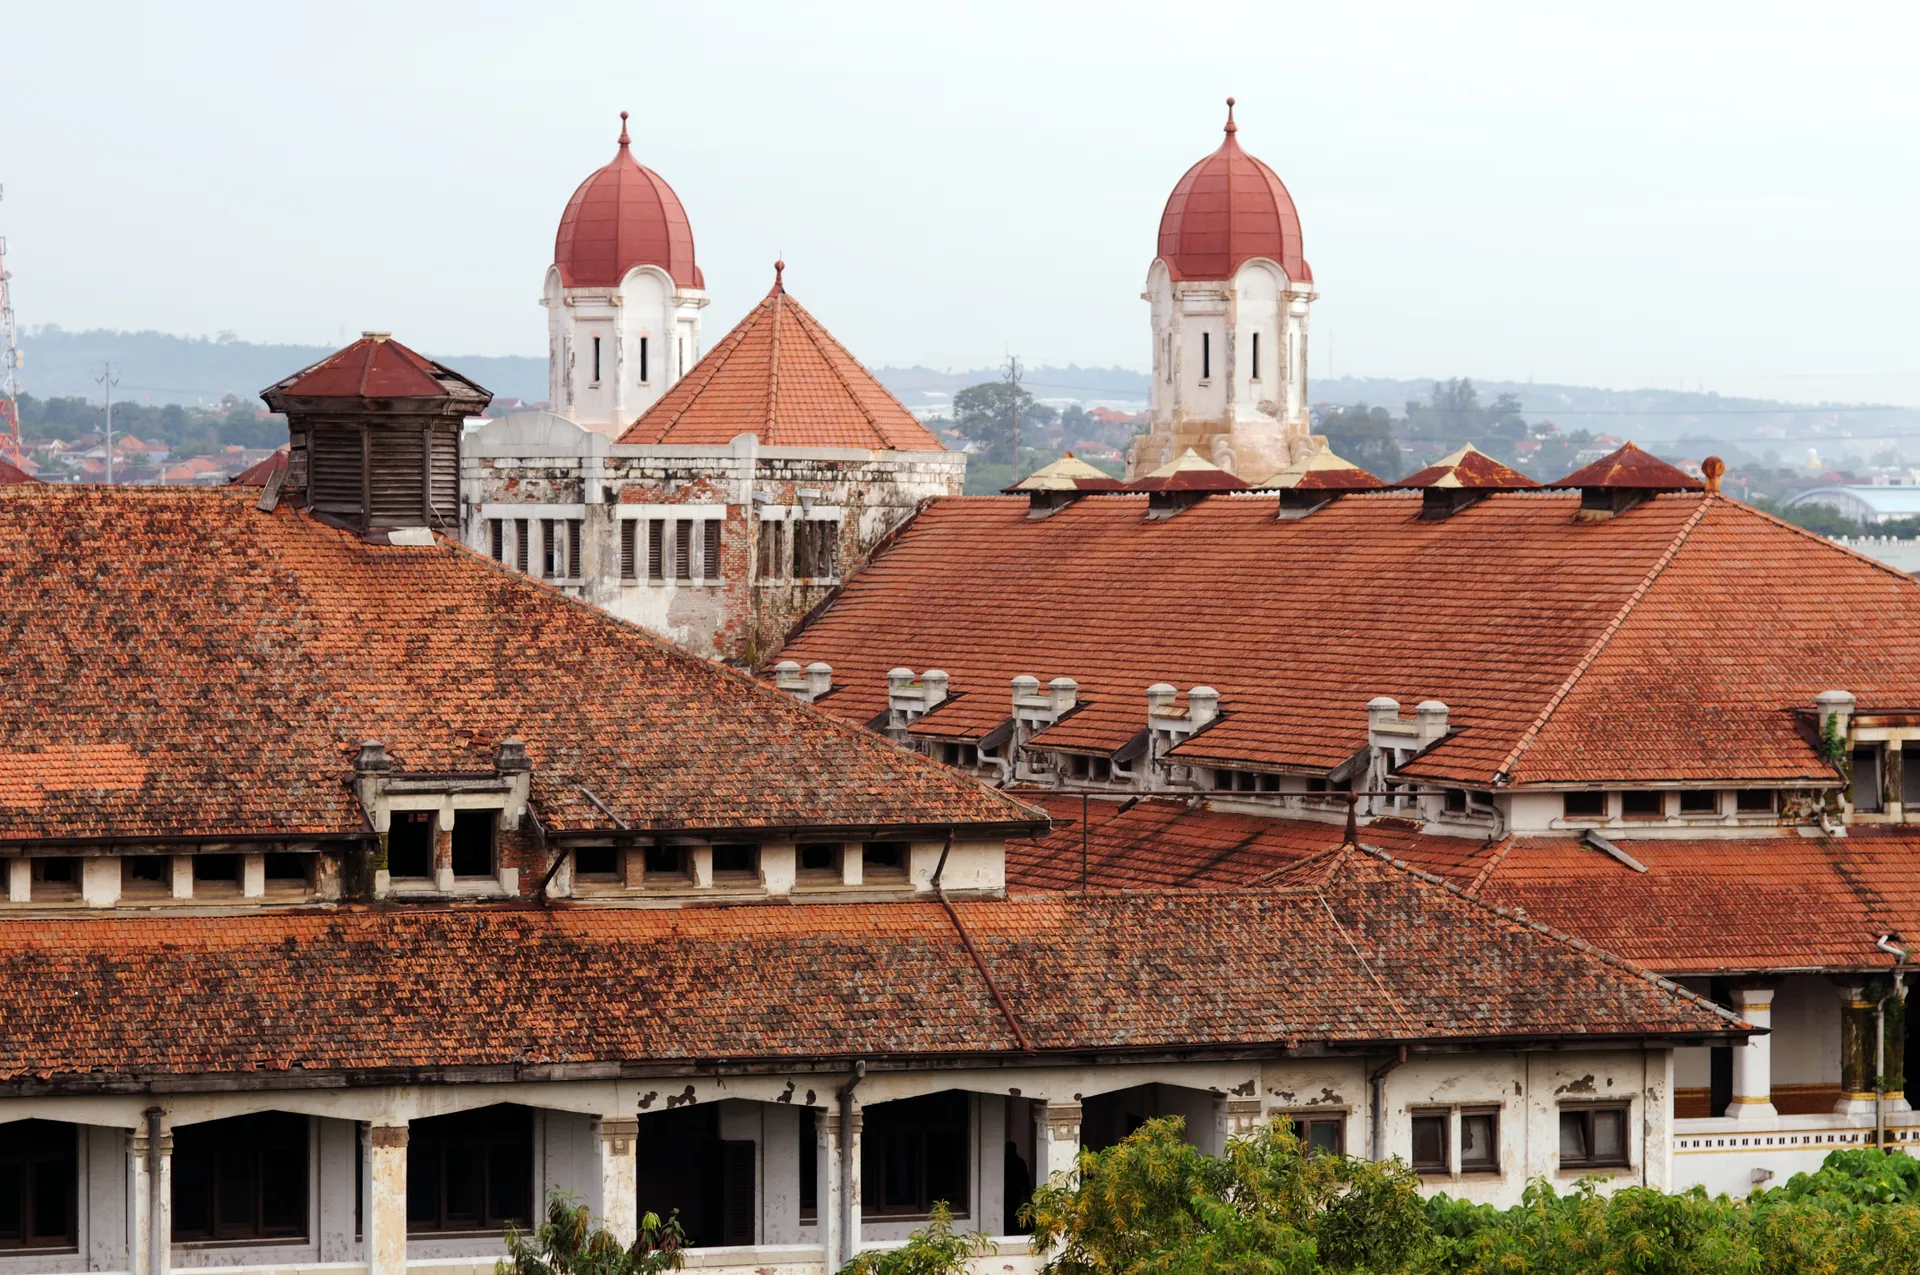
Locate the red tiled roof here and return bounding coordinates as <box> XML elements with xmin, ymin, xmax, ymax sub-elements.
<box><xmin>1551</xmin><ymin>441</ymin><xmax>1703</xmax><ymax>491</ymax></box>
<box><xmin>0</xmin><ymin>486</ymin><xmax>1037</xmax><ymax>841</ymax></box>
<box><xmin>0</xmin><ymin>457</ymin><xmax>36</xmax><ymax>485</ymax></box>
<box><xmin>779</xmin><ymin>491</ymin><xmax>1920</xmax><ymax>788</ymax></box>
<box><xmin>1005</xmin><ymin>792</ymin><xmax>1488</xmax><ymax>893</ymax></box>
<box><xmin>553</xmin><ymin>113</ymin><xmax>702</xmax><ymax>290</ymax></box>
<box><xmin>261</xmin><ymin>334</ymin><xmax>490</xmax><ymax>407</ymax></box>
<box><xmin>1395</xmin><ymin>444</ymin><xmax>1539</xmax><ymax>491</ymax></box>
<box><xmin>1129</xmin><ymin>449</ymin><xmax>1250</xmax><ymax>492</ymax></box>
<box><xmin>0</xmin><ymin>854</ymin><xmax>1739</xmax><ymax>1086</ymax></box>
<box><xmin>1469</xmin><ymin>830</ymin><xmax>1920</xmax><ymax>975</ymax></box>
<box><xmin>1157</xmin><ymin>100</ymin><xmax>1310</xmax><ymax>285</ymax></box>
<box><xmin>618</xmin><ymin>270</ymin><xmax>943</xmax><ymax>450</ymax></box>
<box><xmin>229</xmin><ymin>450</ymin><xmax>289</xmax><ymax>486</ymax></box>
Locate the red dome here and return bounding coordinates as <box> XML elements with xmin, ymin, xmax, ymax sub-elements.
<box><xmin>553</xmin><ymin>113</ymin><xmax>703</xmax><ymax>290</ymax></box>
<box><xmin>1156</xmin><ymin>99</ymin><xmax>1310</xmax><ymax>284</ymax></box>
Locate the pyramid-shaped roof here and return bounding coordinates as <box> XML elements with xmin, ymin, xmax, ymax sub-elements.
<box><xmin>619</xmin><ymin>266</ymin><xmax>944</xmax><ymax>450</ymax></box>
<box><xmin>260</xmin><ymin>333</ymin><xmax>491</xmax><ymax>413</ymax></box>
<box><xmin>1550</xmin><ymin>441</ymin><xmax>1703</xmax><ymax>491</ymax></box>
<box><xmin>1128</xmin><ymin>448</ymin><xmax>1250</xmax><ymax>492</ymax></box>
<box><xmin>1254</xmin><ymin>443</ymin><xmax>1383</xmax><ymax>491</ymax></box>
<box><xmin>1395</xmin><ymin>443</ymin><xmax>1539</xmax><ymax>491</ymax></box>
<box><xmin>1005</xmin><ymin>452</ymin><xmax>1125</xmax><ymax>493</ymax></box>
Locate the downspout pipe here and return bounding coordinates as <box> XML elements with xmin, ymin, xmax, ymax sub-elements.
<box><xmin>145</xmin><ymin>1105</ymin><xmax>166</xmax><ymax>1275</ymax></box>
<box><xmin>1368</xmin><ymin>1045</ymin><xmax>1407</xmax><ymax>1162</ymax></box>
<box><xmin>837</xmin><ymin>1060</ymin><xmax>866</xmax><ymax>1269</ymax></box>
<box><xmin>1876</xmin><ymin>935</ymin><xmax>1908</xmax><ymax>1152</ymax></box>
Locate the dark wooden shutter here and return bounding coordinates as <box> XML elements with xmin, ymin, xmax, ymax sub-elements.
<box><xmin>619</xmin><ymin>520</ymin><xmax>636</xmax><ymax>580</ymax></box>
<box><xmin>720</xmin><ymin>1141</ymin><xmax>755</xmax><ymax>1246</ymax></box>
<box><xmin>307</xmin><ymin>426</ymin><xmax>364</xmax><ymax>515</ymax></box>
<box><xmin>568</xmin><ymin>520</ymin><xmax>583</xmax><ymax>579</ymax></box>
<box><xmin>647</xmin><ymin>520</ymin><xmax>664</xmax><ymax>581</ymax></box>
<box><xmin>674</xmin><ymin>521</ymin><xmax>692</xmax><ymax>580</ymax></box>
<box><xmin>426</xmin><ymin>426</ymin><xmax>459</xmax><ymax>527</ymax></box>
<box><xmin>515</xmin><ymin>520</ymin><xmax>529</xmax><ymax>572</ymax></box>
<box><xmin>489</xmin><ymin>520</ymin><xmax>504</xmax><ymax>561</ymax></box>
<box><xmin>703</xmin><ymin>519</ymin><xmax>722</xmax><ymax>581</ymax></box>
<box><xmin>367</xmin><ymin>428</ymin><xmax>425</xmax><ymax>528</ymax></box>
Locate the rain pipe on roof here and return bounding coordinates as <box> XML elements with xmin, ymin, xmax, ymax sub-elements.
<box><xmin>1876</xmin><ymin>935</ymin><xmax>1908</xmax><ymax>1153</ymax></box>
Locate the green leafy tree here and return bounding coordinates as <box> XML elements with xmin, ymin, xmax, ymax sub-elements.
<box><xmin>839</xmin><ymin>1201</ymin><xmax>995</xmax><ymax>1275</ymax></box>
<box><xmin>498</xmin><ymin>1189</ymin><xmax>686</xmax><ymax>1275</ymax></box>
<box><xmin>953</xmin><ymin>382</ymin><xmax>1058</xmax><ymax>465</ymax></box>
<box><xmin>1025</xmin><ymin>1115</ymin><xmax>1430</xmax><ymax>1275</ymax></box>
<box><xmin>1317</xmin><ymin>404</ymin><xmax>1404</xmax><ymax>480</ymax></box>
<box><xmin>1753</xmin><ymin>498</ymin><xmax>1865</xmax><ymax>538</ymax></box>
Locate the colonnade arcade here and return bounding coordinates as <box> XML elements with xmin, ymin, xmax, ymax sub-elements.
<box><xmin>0</xmin><ymin>1067</ymin><xmax>1251</xmax><ymax>1275</ymax></box>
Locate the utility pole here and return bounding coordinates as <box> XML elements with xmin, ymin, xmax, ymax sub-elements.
<box><xmin>95</xmin><ymin>362</ymin><xmax>118</xmax><ymax>485</ymax></box>
<box><xmin>1003</xmin><ymin>354</ymin><xmax>1022</xmax><ymax>482</ymax></box>
<box><xmin>0</xmin><ymin>185</ymin><xmax>23</xmax><ymax>467</ymax></box>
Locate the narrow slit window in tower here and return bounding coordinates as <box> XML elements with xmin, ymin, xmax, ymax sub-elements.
<box><xmin>639</xmin><ymin>337</ymin><xmax>649</xmax><ymax>384</ymax></box>
<box><xmin>1201</xmin><ymin>332</ymin><xmax>1211</xmax><ymax>381</ymax></box>
<box><xmin>591</xmin><ymin>336</ymin><xmax>602</xmax><ymax>385</ymax></box>
<box><xmin>1251</xmin><ymin>332</ymin><xmax>1260</xmax><ymax>381</ymax></box>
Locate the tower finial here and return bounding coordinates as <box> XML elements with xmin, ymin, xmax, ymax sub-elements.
<box><xmin>1224</xmin><ymin>96</ymin><xmax>1237</xmax><ymax>135</ymax></box>
<box><xmin>774</xmin><ymin>258</ymin><xmax>785</xmax><ymax>292</ymax></box>
<box><xmin>617</xmin><ymin>110</ymin><xmax>630</xmax><ymax>148</ymax></box>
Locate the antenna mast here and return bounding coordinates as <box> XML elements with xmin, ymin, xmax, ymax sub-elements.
<box><xmin>0</xmin><ymin>186</ymin><xmax>22</xmax><ymax>467</ymax></box>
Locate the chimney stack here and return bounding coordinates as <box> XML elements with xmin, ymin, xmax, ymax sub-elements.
<box><xmin>1048</xmin><ymin>676</ymin><xmax>1080</xmax><ymax>715</ymax></box>
<box><xmin>922</xmin><ymin>670</ymin><xmax>950</xmax><ymax>709</ymax></box>
<box><xmin>1187</xmin><ymin>686</ymin><xmax>1220</xmax><ymax>727</ymax></box>
<box><xmin>1415</xmin><ymin>700</ymin><xmax>1450</xmax><ymax>745</ymax></box>
<box><xmin>805</xmin><ymin>662</ymin><xmax>834</xmax><ymax>702</ymax></box>
<box><xmin>494</xmin><ymin>737</ymin><xmax>531</xmax><ymax>773</ymax></box>
<box><xmin>1146</xmin><ymin>683</ymin><xmax>1178</xmax><ymax>717</ymax></box>
<box><xmin>1815</xmin><ymin>689</ymin><xmax>1856</xmax><ymax>738</ymax></box>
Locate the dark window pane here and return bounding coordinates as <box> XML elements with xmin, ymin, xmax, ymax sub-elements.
<box><xmin>1736</xmin><ymin>789</ymin><xmax>1775</xmax><ymax>813</ymax></box>
<box><xmin>1592</xmin><ymin>1109</ymin><xmax>1626</xmax><ymax>1163</ymax></box>
<box><xmin>1306</xmin><ymin>1120</ymin><xmax>1342</xmax><ymax>1155</ymax></box>
<box><xmin>1562</xmin><ymin>792</ymin><xmax>1605</xmax><ymax>819</ymax></box>
<box><xmin>799</xmin><ymin>844</ymin><xmax>838</xmax><ymax>874</ymax></box>
<box><xmin>265</xmin><ymin>854</ymin><xmax>307</xmax><ymax>881</ymax></box>
<box><xmin>487</xmin><ymin>1146</ymin><xmax>531</xmax><ymax>1227</ymax></box>
<box><xmin>644</xmin><ymin>844</ymin><xmax>686</xmax><ymax>877</ymax></box>
<box><xmin>128</xmin><ymin>856</ymin><xmax>168</xmax><ymax>883</ymax></box>
<box><xmin>215</xmin><ymin>1151</ymin><xmax>254</xmax><ymax>1232</ymax></box>
<box><xmin>443</xmin><ymin>1155</ymin><xmax>482</xmax><ymax>1225</ymax></box>
<box><xmin>1679</xmin><ymin>789</ymin><xmax>1719</xmax><ymax>813</ymax></box>
<box><xmin>29</xmin><ymin>1162</ymin><xmax>70</xmax><ymax>1245</ymax></box>
<box><xmin>864</xmin><ymin>841</ymin><xmax>908</xmax><ymax>876</ymax></box>
<box><xmin>1411</xmin><ymin>1114</ymin><xmax>1447</xmax><ymax>1170</ymax></box>
<box><xmin>798</xmin><ymin>1109</ymin><xmax>818</xmax><ymax>1216</ymax></box>
<box><xmin>0</xmin><ymin>1162</ymin><xmax>21</xmax><ymax>1242</ymax></box>
<box><xmin>194</xmin><ymin>854</ymin><xmax>240</xmax><ymax>882</ymax></box>
<box><xmin>1620</xmin><ymin>790</ymin><xmax>1662</xmax><ymax>818</ymax></box>
<box><xmin>260</xmin><ymin>1149</ymin><xmax>305</xmax><ymax>1233</ymax></box>
<box><xmin>450</xmin><ymin>810</ymin><xmax>494</xmax><ymax>878</ymax></box>
<box><xmin>171</xmin><ymin>1113</ymin><xmax>306</xmax><ymax>1243</ymax></box>
<box><xmin>406</xmin><ymin>1150</ymin><xmax>439</xmax><ymax>1225</ymax></box>
<box><xmin>388</xmin><ymin>811</ymin><xmax>433</xmax><ymax>879</ymax></box>
<box><xmin>1559</xmin><ymin>1111</ymin><xmax>1589</xmax><ymax>1161</ymax></box>
<box><xmin>712</xmin><ymin>844</ymin><xmax>757</xmax><ymax>877</ymax></box>
<box><xmin>1460</xmin><ymin>1113</ymin><xmax>1497</xmax><ymax>1170</ymax></box>
<box><xmin>574</xmin><ymin>846</ymin><xmax>618</xmax><ymax>877</ymax></box>
<box><xmin>864</xmin><ymin>1092</ymin><xmax>970</xmax><ymax>1216</ymax></box>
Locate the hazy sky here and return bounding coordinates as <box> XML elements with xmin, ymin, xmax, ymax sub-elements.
<box><xmin>9</xmin><ymin>1</ymin><xmax>1919</xmax><ymax>403</ymax></box>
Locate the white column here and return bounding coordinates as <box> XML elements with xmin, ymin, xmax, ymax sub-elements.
<box><xmin>82</xmin><ymin>856</ymin><xmax>121</xmax><ymax>908</ymax></box>
<box><xmin>367</xmin><ymin>1124</ymin><xmax>409</xmax><ymax>1275</ymax></box>
<box><xmin>818</xmin><ymin>1110</ymin><xmax>842</xmax><ymax>1271</ymax></box>
<box><xmin>129</xmin><ymin>1125</ymin><xmax>151</xmax><ymax>1275</ymax></box>
<box><xmin>241</xmin><ymin>853</ymin><xmax>266</xmax><ymax>898</ymax></box>
<box><xmin>1034</xmin><ymin>1101</ymin><xmax>1082</xmax><ymax>1184</ymax></box>
<box><xmin>1727</xmin><ymin>987</ymin><xmax>1778</xmax><ymax>1119</ymax></box>
<box><xmin>170</xmin><ymin>856</ymin><xmax>193</xmax><ymax>899</ymax></box>
<box><xmin>599</xmin><ymin>1118</ymin><xmax>638</xmax><ymax>1246</ymax></box>
<box><xmin>843</xmin><ymin>1108</ymin><xmax>863</xmax><ymax>1264</ymax></box>
<box><xmin>148</xmin><ymin>1115</ymin><xmax>171</xmax><ymax>1275</ymax></box>
<box><xmin>5</xmin><ymin>858</ymin><xmax>27</xmax><ymax>901</ymax></box>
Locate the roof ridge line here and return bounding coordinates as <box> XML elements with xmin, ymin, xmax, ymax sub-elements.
<box><xmin>787</xmin><ymin>295</ymin><xmax>888</xmax><ymax>448</ymax></box>
<box><xmin>1464</xmin><ymin>835</ymin><xmax>1514</xmax><ymax>896</ymax></box>
<box><xmin>1731</xmin><ymin>497</ymin><xmax>1920</xmax><ymax>589</ymax></box>
<box><xmin>1490</xmin><ymin>495</ymin><xmax>1716</xmax><ymax>784</ymax></box>
<box><xmin>413</xmin><ymin>515</ymin><xmax>1045</xmax><ymax>834</ymax></box>
<box><xmin>764</xmin><ymin>286</ymin><xmax>784</xmax><ymax>445</ymax></box>
<box><xmin>1339</xmin><ymin>841</ymin><xmax>1749</xmax><ymax>1032</ymax></box>
<box><xmin>624</xmin><ymin>300</ymin><xmax>753</xmax><ymax>440</ymax></box>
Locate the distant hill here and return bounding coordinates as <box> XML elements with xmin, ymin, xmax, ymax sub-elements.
<box><xmin>16</xmin><ymin>327</ymin><xmax>549</xmax><ymax>406</ymax></box>
<box><xmin>875</xmin><ymin>365</ymin><xmax>1149</xmax><ymax>408</ymax></box>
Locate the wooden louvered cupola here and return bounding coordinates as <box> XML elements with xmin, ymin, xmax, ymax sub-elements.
<box><xmin>261</xmin><ymin>332</ymin><xmax>491</xmax><ymax>536</ymax></box>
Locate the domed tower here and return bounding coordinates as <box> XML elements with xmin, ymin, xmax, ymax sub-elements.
<box><xmin>1131</xmin><ymin>99</ymin><xmax>1318</xmax><ymax>482</ymax></box>
<box><xmin>543</xmin><ymin>112</ymin><xmax>709</xmax><ymax>438</ymax></box>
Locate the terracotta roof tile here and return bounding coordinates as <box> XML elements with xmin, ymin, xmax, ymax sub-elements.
<box><xmin>0</xmin><ymin>487</ymin><xmax>1038</xmax><ymax>841</ymax></box>
<box><xmin>783</xmin><ymin>491</ymin><xmax>1920</xmax><ymax>788</ymax></box>
<box><xmin>1395</xmin><ymin>444</ymin><xmax>1539</xmax><ymax>491</ymax></box>
<box><xmin>0</xmin><ymin>858</ymin><xmax>1738</xmax><ymax>1084</ymax></box>
<box><xmin>1550</xmin><ymin>441</ymin><xmax>1702</xmax><ymax>490</ymax></box>
<box><xmin>618</xmin><ymin>274</ymin><xmax>942</xmax><ymax>451</ymax></box>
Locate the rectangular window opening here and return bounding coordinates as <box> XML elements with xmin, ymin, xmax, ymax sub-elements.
<box><xmin>674</xmin><ymin>521</ymin><xmax>693</xmax><ymax>581</ymax></box>
<box><xmin>264</xmin><ymin>853</ymin><xmax>308</xmax><ymax>884</ymax></box>
<box><xmin>798</xmin><ymin>843</ymin><xmax>841</xmax><ymax>879</ymax></box>
<box><xmin>1287</xmin><ymin>1116</ymin><xmax>1343</xmax><ymax>1156</ymax></box>
<box><xmin>591</xmin><ymin>336</ymin><xmax>602</xmax><ymax>384</ymax></box>
<box><xmin>573</xmin><ymin>846</ymin><xmax>619</xmax><ymax>879</ymax></box>
<box><xmin>193</xmin><ymin>854</ymin><xmax>241</xmax><ymax>883</ymax></box>
<box><xmin>619</xmin><ymin>520</ymin><xmax>638</xmax><ymax>581</ymax></box>
<box><xmin>450</xmin><ymin>810</ymin><xmax>496</xmax><ymax>878</ymax></box>
<box><xmin>568</xmin><ymin>520</ymin><xmax>583</xmax><ymax>579</ymax></box>
<box><xmin>1562</xmin><ymin>791</ymin><xmax>1606</xmax><ymax>820</ymax></box>
<box><xmin>1460</xmin><ymin>1110</ymin><xmax>1499</xmax><ymax>1172</ymax></box>
<box><xmin>639</xmin><ymin>337</ymin><xmax>649</xmax><ymax>384</ymax></box>
<box><xmin>644</xmin><ymin>844</ymin><xmax>691</xmax><ymax>883</ymax></box>
<box><xmin>862</xmin><ymin>841</ymin><xmax>909</xmax><ymax>880</ymax></box>
<box><xmin>711</xmin><ymin>843</ymin><xmax>759</xmax><ymax>881</ymax></box>
<box><xmin>489</xmin><ymin>519</ymin><xmax>504</xmax><ymax>562</ymax></box>
<box><xmin>647</xmin><ymin>519</ymin><xmax>665</xmax><ymax>582</ymax></box>
<box><xmin>703</xmin><ymin>519</ymin><xmax>723</xmax><ymax>581</ymax></box>
<box><xmin>1679</xmin><ymin>789</ymin><xmax>1720</xmax><ymax>814</ymax></box>
<box><xmin>0</xmin><ymin>1120</ymin><xmax>79</xmax><ymax>1252</ymax></box>
<box><xmin>406</xmin><ymin>1107</ymin><xmax>533</xmax><ymax>1235</ymax></box>
<box><xmin>1410</xmin><ymin>1113</ymin><xmax>1449</xmax><ymax>1174</ymax></box>
<box><xmin>1620</xmin><ymin>790</ymin><xmax>1664</xmax><ymax>819</ymax></box>
<box><xmin>1251</xmin><ymin>332</ymin><xmax>1260</xmax><ymax>380</ymax></box>
<box><xmin>387</xmin><ymin>811</ymin><xmax>434</xmax><ymax>879</ymax></box>
<box><xmin>861</xmin><ymin>1091</ymin><xmax>970</xmax><ymax>1218</ymax></box>
<box><xmin>1735</xmin><ymin>789</ymin><xmax>1775</xmax><ymax>813</ymax></box>
<box><xmin>1559</xmin><ymin>1106</ymin><xmax>1630</xmax><ymax>1168</ymax></box>
<box><xmin>514</xmin><ymin>519</ymin><xmax>530</xmax><ymax>573</ymax></box>
<box><xmin>171</xmin><ymin>1112</ymin><xmax>309</xmax><ymax>1242</ymax></box>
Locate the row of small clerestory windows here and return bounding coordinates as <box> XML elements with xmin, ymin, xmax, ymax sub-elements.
<box><xmin>486</xmin><ymin>518</ymin><xmax>725</xmax><ymax>584</ymax></box>
<box><xmin>1563</xmin><ymin>790</ymin><xmax>1777</xmax><ymax>820</ymax></box>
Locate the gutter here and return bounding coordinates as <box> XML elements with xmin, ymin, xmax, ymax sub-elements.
<box><xmin>836</xmin><ymin>1060</ymin><xmax>865</xmax><ymax>1270</ymax></box>
<box><xmin>1368</xmin><ymin>1044</ymin><xmax>1406</xmax><ymax>1162</ymax></box>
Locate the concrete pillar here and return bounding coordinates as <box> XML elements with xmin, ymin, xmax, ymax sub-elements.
<box><xmin>82</xmin><ymin>856</ymin><xmax>120</xmax><ymax>908</ymax></box>
<box><xmin>129</xmin><ymin>1125</ymin><xmax>151</xmax><ymax>1275</ymax></box>
<box><xmin>1836</xmin><ymin>982</ymin><xmax>1877</xmax><ymax>1114</ymax></box>
<box><xmin>1888</xmin><ymin>740</ymin><xmax>1905</xmax><ymax>821</ymax></box>
<box><xmin>367</xmin><ymin>1123</ymin><xmax>409</xmax><ymax>1275</ymax></box>
<box><xmin>242</xmin><ymin>853</ymin><xmax>266</xmax><ymax>898</ymax></box>
<box><xmin>432</xmin><ymin>814</ymin><xmax>455</xmax><ymax>894</ymax></box>
<box><xmin>146</xmin><ymin>1111</ymin><xmax>171</xmax><ymax>1275</ymax></box>
<box><xmin>1035</xmin><ymin>1100</ymin><xmax>1082</xmax><ymax>1184</ymax></box>
<box><xmin>5</xmin><ymin>858</ymin><xmax>26</xmax><ymax>902</ymax></box>
<box><xmin>817</xmin><ymin>1110</ymin><xmax>842</xmax><ymax>1271</ymax></box>
<box><xmin>599</xmin><ymin>1118</ymin><xmax>638</xmax><ymax>1246</ymax></box>
<box><xmin>170</xmin><ymin>856</ymin><xmax>193</xmax><ymax>899</ymax></box>
<box><xmin>1726</xmin><ymin>987</ymin><xmax>1777</xmax><ymax>1119</ymax></box>
<box><xmin>843</xmin><ymin>1109</ymin><xmax>863</xmax><ymax>1264</ymax></box>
